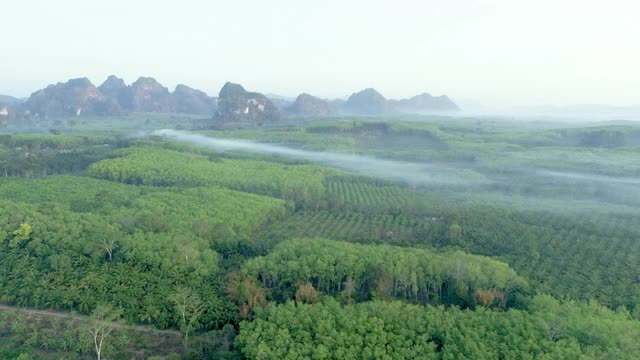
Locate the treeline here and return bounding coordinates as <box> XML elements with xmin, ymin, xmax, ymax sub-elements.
<box><xmin>243</xmin><ymin>238</ymin><xmax>527</xmax><ymax>308</ymax></box>
<box><xmin>88</xmin><ymin>147</ymin><xmax>338</xmax><ymax>207</ymax></box>
<box><xmin>237</xmin><ymin>295</ymin><xmax>640</xmax><ymax>359</ymax></box>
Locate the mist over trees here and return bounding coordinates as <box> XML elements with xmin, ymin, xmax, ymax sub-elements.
<box><xmin>1</xmin><ymin>115</ymin><xmax>640</xmax><ymax>358</ymax></box>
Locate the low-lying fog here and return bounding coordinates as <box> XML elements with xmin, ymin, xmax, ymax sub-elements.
<box><xmin>150</xmin><ymin>130</ymin><xmax>640</xmax><ymax>215</ymax></box>
<box><xmin>151</xmin><ymin>129</ymin><xmax>488</xmax><ymax>187</ymax></box>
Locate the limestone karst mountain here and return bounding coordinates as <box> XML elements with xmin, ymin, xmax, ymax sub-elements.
<box><xmin>343</xmin><ymin>88</ymin><xmax>391</xmax><ymax>115</ymax></box>
<box><xmin>25</xmin><ymin>78</ymin><xmax>121</xmax><ymax>118</ymax></box>
<box><xmin>286</xmin><ymin>93</ymin><xmax>336</xmax><ymax>117</ymax></box>
<box><xmin>265</xmin><ymin>93</ymin><xmax>294</xmax><ymax>111</ymax></box>
<box><xmin>0</xmin><ymin>95</ymin><xmax>22</xmax><ymax>105</ymax></box>
<box><xmin>126</xmin><ymin>77</ymin><xmax>173</xmax><ymax>113</ymax></box>
<box><xmin>16</xmin><ymin>76</ymin><xmax>460</xmax><ymax>121</ymax></box>
<box><xmin>214</xmin><ymin>82</ymin><xmax>282</xmax><ymax>124</ymax></box>
<box><xmin>98</xmin><ymin>75</ymin><xmax>217</xmax><ymax>115</ymax></box>
<box><xmin>98</xmin><ymin>75</ymin><xmax>129</xmax><ymax>109</ymax></box>
<box><xmin>391</xmin><ymin>93</ymin><xmax>459</xmax><ymax>113</ymax></box>
<box><xmin>342</xmin><ymin>88</ymin><xmax>460</xmax><ymax>115</ymax></box>
<box><xmin>171</xmin><ymin>84</ymin><xmax>217</xmax><ymax>115</ymax></box>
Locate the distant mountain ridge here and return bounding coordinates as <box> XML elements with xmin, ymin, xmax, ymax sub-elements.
<box><xmin>25</xmin><ymin>78</ymin><xmax>121</xmax><ymax>117</ymax></box>
<box><xmin>343</xmin><ymin>88</ymin><xmax>391</xmax><ymax>115</ymax></box>
<box><xmin>285</xmin><ymin>93</ymin><xmax>337</xmax><ymax>117</ymax></box>
<box><xmin>128</xmin><ymin>77</ymin><xmax>173</xmax><ymax>113</ymax></box>
<box><xmin>15</xmin><ymin>76</ymin><xmax>218</xmax><ymax>119</ymax></box>
<box><xmin>340</xmin><ymin>88</ymin><xmax>459</xmax><ymax>115</ymax></box>
<box><xmin>391</xmin><ymin>93</ymin><xmax>459</xmax><ymax>113</ymax></box>
<box><xmin>1</xmin><ymin>76</ymin><xmax>460</xmax><ymax>124</ymax></box>
<box><xmin>0</xmin><ymin>95</ymin><xmax>24</xmax><ymax>105</ymax></box>
<box><xmin>0</xmin><ymin>95</ymin><xmax>25</xmax><ymax>120</ymax></box>
<box><xmin>172</xmin><ymin>84</ymin><xmax>217</xmax><ymax>115</ymax></box>
<box><xmin>265</xmin><ymin>94</ymin><xmax>294</xmax><ymax>112</ymax></box>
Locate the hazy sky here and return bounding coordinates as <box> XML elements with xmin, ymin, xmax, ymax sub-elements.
<box><xmin>2</xmin><ymin>0</ymin><xmax>638</xmax><ymax>107</ymax></box>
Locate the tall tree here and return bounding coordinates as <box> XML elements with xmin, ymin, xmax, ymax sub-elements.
<box><xmin>169</xmin><ymin>286</ymin><xmax>204</xmax><ymax>351</ymax></box>
<box><xmin>84</xmin><ymin>304</ymin><xmax>123</xmax><ymax>360</ymax></box>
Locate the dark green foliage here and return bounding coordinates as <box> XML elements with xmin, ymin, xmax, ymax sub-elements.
<box><xmin>262</xmin><ymin>210</ymin><xmax>446</xmax><ymax>247</ymax></box>
<box><xmin>243</xmin><ymin>238</ymin><xmax>527</xmax><ymax>307</ymax></box>
<box><xmin>0</xmin><ymin>176</ymin><xmax>287</xmax><ymax>330</ymax></box>
<box><xmin>3</xmin><ymin>119</ymin><xmax>640</xmax><ymax>358</ymax></box>
<box><xmin>324</xmin><ymin>177</ymin><xmax>420</xmax><ymax>213</ymax></box>
<box><xmin>450</xmin><ymin>205</ymin><xmax>640</xmax><ymax>309</ymax></box>
<box><xmin>0</xmin><ymin>133</ymin><xmax>119</xmax><ymax>177</ymax></box>
<box><xmin>237</xmin><ymin>296</ymin><xmax>640</xmax><ymax>359</ymax></box>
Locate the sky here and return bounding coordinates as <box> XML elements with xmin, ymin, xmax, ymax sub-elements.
<box><xmin>1</xmin><ymin>0</ymin><xmax>639</xmax><ymax>107</ymax></box>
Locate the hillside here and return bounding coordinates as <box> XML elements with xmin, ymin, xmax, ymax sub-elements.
<box><xmin>391</xmin><ymin>93</ymin><xmax>460</xmax><ymax>112</ymax></box>
<box><xmin>286</xmin><ymin>93</ymin><xmax>336</xmax><ymax>117</ymax></box>
<box><xmin>25</xmin><ymin>78</ymin><xmax>121</xmax><ymax>117</ymax></box>
<box><xmin>18</xmin><ymin>76</ymin><xmax>219</xmax><ymax>119</ymax></box>
<box><xmin>214</xmin><ymin>82</ymin><xmax>282</xmax><ymax>124</ymax></box>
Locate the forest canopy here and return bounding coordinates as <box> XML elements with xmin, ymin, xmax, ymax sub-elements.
<box><xmin>1</xmin><ymin>118</ymin><xmax>640</xmax><ymax>358</ymax></box>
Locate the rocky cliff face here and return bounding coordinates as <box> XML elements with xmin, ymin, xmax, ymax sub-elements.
<box><xmin>19</xmin><ymin>76</ymin><xmax>460</xmax><ymax>120</ymax></box>
<box><xmin>0</xmin><ymin>105</ymin><xmax>12</xmax><ymax>119</ymax></box>
<box><xmin>25</xmin><ymin>78</ymin><xmax>121</xmax><ymax>118</ymax></box>
<box><xmin>392</xmin><ymin>93</ymin><xmax>459</xmax><ymax>113</ymax></box>
<box><xmin>98</xmin><ymin>76</ymin><xmax>216</xmax><ymax>115</ymax></box>
<box><xmin>343</xmin><ymin>88</ymin><xmax>391</xmax><ymax>115</ymax></box>
<box><xmin>0</xmin><ymin>96</ymin><xmax>20</xmax><ymax>120</ymax></box>
<box><xmin>126</xmin><ymin>77</ymin><xmax>173</xmax><ymax>113</ymax></box>
<box><xmin>23</xmin><ymin>76</ymin><xmax>221</xmax><ymax>118</ymax></box>
<box><xmin>286</xmin><ymin>93</ymin><xmax>336</xmax><ymax>117</ymax></box>
<box><xmin>265</xmin><ymin>94</ymin><xmax>294</xmax><ymax>111</ymax></box>
<box><xmin>98</xmin><ymin>75</ymin><xmax>129</xmax><ymax>108</ymax></box>
<box><xmin>214</xmin><ymin>82</ymin><xmax>281</xmax><ymax>124</ymax></box>
<box><xmin>172</xmin><ymin>84</ymin><xmax>217</xmax><ymax>115</ymax></box>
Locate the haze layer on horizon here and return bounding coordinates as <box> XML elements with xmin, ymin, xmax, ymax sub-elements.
<box><xmin>1</xmin><ymin>0</ymin><xmax>638</xmax><ymax>108</ymax></box>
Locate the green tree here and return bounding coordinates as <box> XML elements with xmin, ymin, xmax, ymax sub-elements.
<box><xmin>448</xmin><ymin>223</ymin><xmax>462</xmax><ymax>246</ymax></box>
<box><xmin>10</xmin><ymin>223</ymin><xmax>32</xmax><ymax>248</ymax></box>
